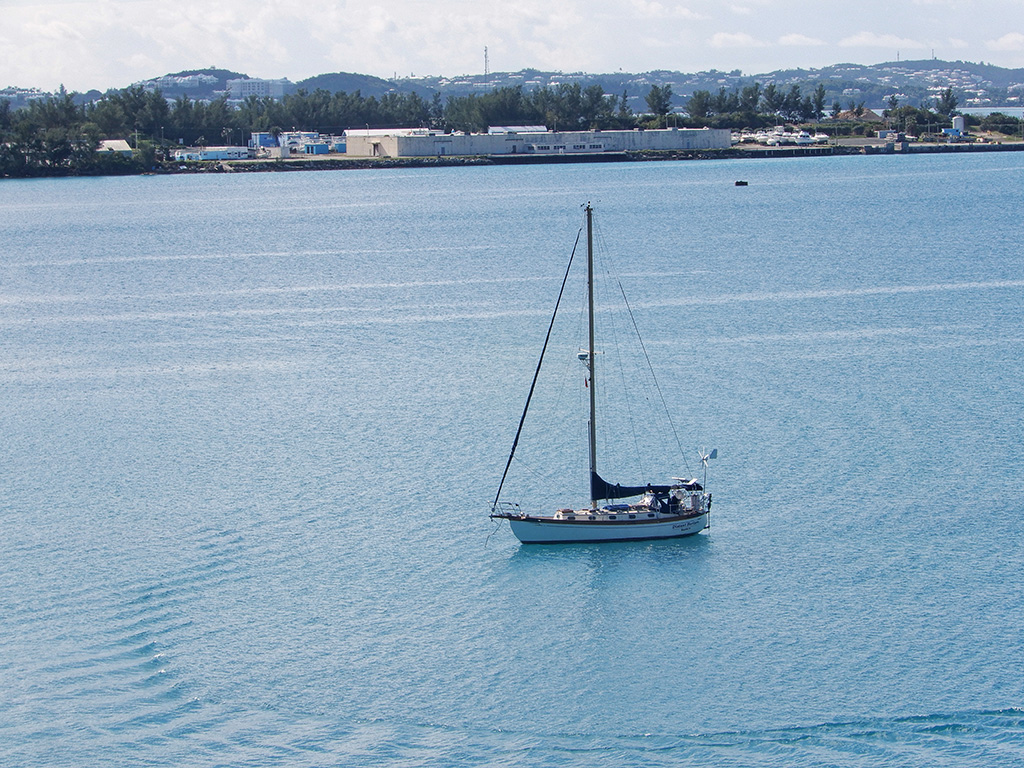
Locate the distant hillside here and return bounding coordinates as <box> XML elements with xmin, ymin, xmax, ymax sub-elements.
<box><xmin>392</xmin><ymin>60</ymin><xmax>1024</xmax><ymax>111</ymax></box>
<box><xmin>870</xmin><ymin>59</ymin><xmax>1024</xmax><ymax>89</ymax></box>
<box><xmin>131</xmin><ymin>68</ymin><xmax>249</xmax><ymax>100</ymax></box>
<box><xmin>132</xmin><ymin>69</ymin><xmax>397</xmax><ymax>101</ymax></box>
<box><xmin>391</xmin><ymin>69</ymin><xmax>733</xmax><ymax>114</ymax></box>
<box><xmin>744</xmin><ymin>60</ymin><xmax>1024</xmax><ymax>110</ymax></box>
<box><xmin>295</xmin><ymin>72</ymin><xmax>394</xmax><ymax>98</ymax></box>
<box><xmin>9</xmin><ymin>59</ymin><xmax>1024</xmax><ymax>114</ymax></box>
<box><xmin>167</xmin><ymin>68</ymin><xmax>250</xmax><ymax>83</ymax></box>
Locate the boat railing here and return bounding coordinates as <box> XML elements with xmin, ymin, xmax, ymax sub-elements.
<box><xmin>491</xmin><ymin>501</ymin><xmax>522</xmax><ymax>518</ymax></box>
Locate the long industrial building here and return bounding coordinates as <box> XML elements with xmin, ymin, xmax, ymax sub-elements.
<box><xmin>344</xmin><ymin>127</ymin><xmax>731</xmax><ymax>158</ymax></box>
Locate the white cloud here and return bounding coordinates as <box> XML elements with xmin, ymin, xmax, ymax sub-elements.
<box><xmin>727</xmin><ymin>0</ymin><xmax>774</xmax><ymax>16</ymax></box>
<box><xmin>987</xmin><ymin>32</ymin><xmax>1024</xmax><ymax>51</ymax></box>
<box><xmin>709</xmin><ymin>32</ymin><xmax>765</xmax><ymax>48</ymax></box>
<box><xmin>3</xmin><ymin>0</ymin><xmax>1024</xmax><ymax>92</ymax></box>
<box><xmin>629</xmin><ymin>0</ymin><xmax>703</xmax><ymax>20</ymax></box>
<box><xmin>779</xmin><ymin>34</ymin><xmax>826</xmax><ymax>47</ymax></box>
<box><xmin>839</xmin><ymin>32</ymin><xmax>926</xmax><ymax>49</ymax></box>
<box><xmin>27</xmin><ymin>18</ymin><xmax>85</xmax><ymax>44</ymax></box>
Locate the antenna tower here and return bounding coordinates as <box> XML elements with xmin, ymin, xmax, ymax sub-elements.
<box><xmin>484</xmin><ymin>47</ymin><xmax>490</xmax><ymax>83</ymax></box>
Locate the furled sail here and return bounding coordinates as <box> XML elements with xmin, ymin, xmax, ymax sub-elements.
<box><xmin>590</xmin><ymin>471</ymin><xmax>674</xmax><ymax>501</ymax></box>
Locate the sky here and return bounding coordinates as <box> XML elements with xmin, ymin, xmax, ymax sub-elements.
<box><xmin>2</xmin><ymin>0</ymin><xmax>1023</xmax><ymax>92</ymax></box>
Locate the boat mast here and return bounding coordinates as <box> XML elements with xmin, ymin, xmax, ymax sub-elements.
<box><xmin>586</xmin><ymin>204</ymin><xmax>598</xmax><ymax>509</ymax></box>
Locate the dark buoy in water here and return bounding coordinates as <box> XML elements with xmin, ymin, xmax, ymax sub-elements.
<box><xmin>735</xmin><ymin>180</ymin><xmax>748</xmax><ymax>186</ymax></box>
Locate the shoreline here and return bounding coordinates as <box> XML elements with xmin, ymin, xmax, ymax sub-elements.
<box><xmin>5</xmin><ymin>139</ymin><xmax>1023</xmax><ymax>179</ymax></box>
<box><xmin>170</xmin><ymin>140</ymin><xmax>1024</xmax><ymax>174</ymax></box>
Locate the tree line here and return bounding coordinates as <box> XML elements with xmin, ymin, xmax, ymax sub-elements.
<box><xmin>0</xmin><ymin>81</ymin><xmax>651</xmax><ymax>176</ymax></box>
<box><xmin>2</xmin><ymin>81</ymin><xmax>1020</xmax><ymax>177</ymax></box>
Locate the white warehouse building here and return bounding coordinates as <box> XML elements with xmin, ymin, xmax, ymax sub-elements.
<box><xmin>344</xmin><ymin>127</ymin><xmax>731</xmax><ymax>158</ymax></box>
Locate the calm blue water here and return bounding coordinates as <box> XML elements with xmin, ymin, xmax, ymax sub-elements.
<box><xmin>1</xmin><ymin>154</ymin><xmax>1023</xmax><ymax>767</ymax></box>
<box><xmin>962</xmin><ymin>107</ymin><xmax>1024</xmax><ymax>118</ymax></box>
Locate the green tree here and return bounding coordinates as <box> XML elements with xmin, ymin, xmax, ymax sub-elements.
<box><xmin>617</xmin><ymin>90</ymin><xmax>633</xmax><ymax>124</ymax></box>
<box><xmin>444</xmin><ymin>94</ymin><xmax>483</xmax><ymax>132</ymax></box>
<box><xmin>481</xmin><ymin>86</ymin><xmax>535</xmax><ymax>128</ymax></box>
<box><xmin>760</xmin><ymin>83</ymin><xmax>782</xmax><ymax>116</ymax></box>
<box><xmin>644</xmin><ymin>84</ymin><xmax>673</xmax><ymax>119</ymax></box>
<box><xmin>686</xmin><ymin>90</ymin><xmax>712</xmax><ymax>119</ymax></box>
<box><xmin>429</xmin><ymin>92</ymin><xmax>444</xmax><ymax>128</ymax></box>
<box><xmin>811</xmin><ymin>84</ymin><xmax>826</xmax><ymax>121</ymax></box>
<box><xmin>581</xmin><ymin>84</ymin><xmax>613</xmax><ymax>128</ymax></box>
<box><xmin>740</xmin><ymin>83</ymin><xmax>762</xmax><ymax>118</ymax></box>
<box><xmin>935</xmin><ymin>87</ymin><xmax>958</xmax><ymax>116</ymax></box>
<box><xmin>0</xmin><ymin>99</ymin><xmax>11</xmax><ymax>133</ymax></box>
<box><xmin>979</xmin><ymin>112</ymin><xmax>1021</xmax><ymax>135</ymax></box>
<box><xmin>88</xmin><ymin>98</ymin><xmax>128</xmax><ymax>137</ymax></box>
<box><xmin>169</xmin><ymin>96</ymin><xmax>199</xmax><ymax>144</ymax></box>
<box><xmin>781</xmin><ymin>85</ymin><xmax>803</xmax><ymax>120</ymax></box>
<box><xmin>710</xmin><ymin>87</ymin><xmax>739</xmax><ymax>115</ymax></box>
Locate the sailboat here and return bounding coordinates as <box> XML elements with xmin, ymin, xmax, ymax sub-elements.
<box><xmin>490</xmin><ymin>203</ymin><xmax>714</xmax><ymax>544</ymax></box>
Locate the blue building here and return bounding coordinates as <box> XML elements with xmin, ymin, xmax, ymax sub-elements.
<box><xmin>250</xmin><ymin>132</ymin><xmax>278</xmax><ymax>148</ymax></box>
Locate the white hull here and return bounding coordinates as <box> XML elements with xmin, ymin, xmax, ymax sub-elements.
<box><xmin>503</xmin><ymin>511</ymin><xmax>708</xmax><ymax>544</ymax></box>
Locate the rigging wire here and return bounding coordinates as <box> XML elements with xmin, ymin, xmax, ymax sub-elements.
<box><xmin>593</xmin><ymin>215</ymin><xmax>689</xmax><ymax>479</ymax></box>
<box><xmin>595</xmin><ymin>230</ymin><xmax>649</xmax><ymax>481</ymax></box>
<box><xmin>616</xmin><ymin>280</ymin><xmax>693</xmax><ymax>478</ymax></box>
